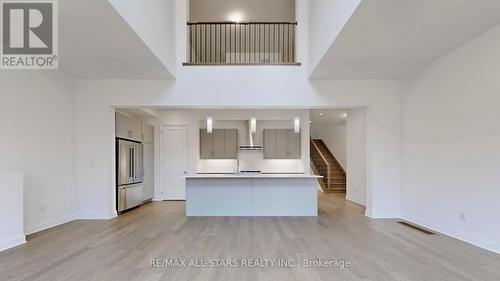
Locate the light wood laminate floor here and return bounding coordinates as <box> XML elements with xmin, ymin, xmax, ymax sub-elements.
<box><xmin>0</xmin><ymin>193</ymin><xmax>499</xmax><ymax>281</ymax></box>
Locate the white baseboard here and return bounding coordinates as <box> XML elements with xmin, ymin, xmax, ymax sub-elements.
<box><xmin>25</xmin><ymin>215</ymin><xmax>75</xmax><ymax>235</ymax></box>
<box><xmin>23</xmin><ymin>210</ymin><xmax>117</xmax><ymax>237</ymax></box>
<box><xmin>403</xmin><ymin>215</ymin><xmax>500</xmax><ymax>254</ymax></box>
<box><xmin>0</xmin><ymin>234</ymin><xmax>26</xmax><ymax>252</ymax></box>
<box><xmin>345</xmin><ymin>196</ymin><xmax>365</xmax><ymax>207</ymax></box>
<box><xmin>74</xmin><ymin>210</ymin><xmax>117</xmax><ymax>220</ymax></box>
<box><xmin>152</xmin><ymin>197</ymin><xmax>163</xmax><ymax>201</ymax></box>
<box><xmin>109</xmin><ymin>210</ymin><xmax>118</xmax><ymax>218</ymax></box>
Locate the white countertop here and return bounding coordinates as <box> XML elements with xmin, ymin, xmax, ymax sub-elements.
<box><xmin>186</xmin><ymin>173</ymin><xmax>323</xmax><ymax>179</ymax></box>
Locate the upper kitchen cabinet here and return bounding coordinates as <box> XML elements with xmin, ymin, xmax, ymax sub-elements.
<box><xmin>141</xmin><ymin>123</ymin><xmax>154</xmax><ymax>144</ymax></box>
<box><xmin>116</xmin><ymin>112</ymin><xmax>141</xmax><ymax>141</ymax></box>
<box><xmin>263</xmin><ymin>129</ymin><xmax>301</xmax><ymax>159</ymax></box>
<box><xmin>200</xmin><ymin>129</ymin><xmax>238</xmax><ymax>159</ymax></box>
<box><xmin>212</xmin><ymin>129</ymin><xmax>226</xmax><ymax>159</ymax></box>
<box><xmin>224</xmin><ymin>129</ymin><xmax>238</xmax><ymax>159</ymax></box>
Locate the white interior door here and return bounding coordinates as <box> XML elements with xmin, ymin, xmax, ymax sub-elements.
<box><xmin>162</xmin><ymin>125</ymin><xmax>188</xmax><ymax>200</ymax></box>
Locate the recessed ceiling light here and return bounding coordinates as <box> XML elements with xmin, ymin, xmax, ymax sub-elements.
<box><xmin>342</xmin><ymin>113</ymin><xmax>348</xmax><ymax>118</ymax></box>
<box><xmin>229</xmin><ymin>12</ymin><xmax>243</xmax><ymax>23</ymax></box>
<box><xmin>319</xmin><ymin>112</ymin><xmax>324</xmax><ymax>116</ymax></box>
<box><xmin>308</xmin><ymin>120</ymin><xmax>312</xmax><ymax>123</ymax></box>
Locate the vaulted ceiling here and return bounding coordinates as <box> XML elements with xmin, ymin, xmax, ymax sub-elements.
<box><xmin>311</xmin><ymin>0</ymin><xmax>500</xmax><ymax>79</ymax></box>
<box><xmin>59</xmin><ymin>0</ymin><xmax>173</xmax><ymax>79</ymax></box>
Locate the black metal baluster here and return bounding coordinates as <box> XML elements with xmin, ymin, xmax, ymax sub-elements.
<box><xmin>198</xmin><ymin>24</ymin><xmax>201</xmax><ymax>63</ymax></box>
<box><xmin>209</xmin><ymin>24</ymin><xmax>212</xmax><ymax>63</ymax></box>
<box><xmin>219</xmin><ymin>24</ymin><xmax>221</xmax><ymax>62</ymax></box>
<box><xmin>211</xmin><ymin>24</ymin><xmax>213</xmax><ymax>63</ymax></box>
<box><xmin>211</xmin><ymin>24</ymin><xmax>214</xmax><ymax>63</ymax></box>
<box><xmin>273</xmin><ymin>23</ymin><xmax>276</xmax><ymax>62</ymax></box>
<box><xmin>231</xmin><ymin>24</ymin><xmax>233</xmax><ymax>63</ymax></box>
<box><xmin>244</xmin><ymin>24</ymin><xmax>247</xmax><ymax>63</ymax></box>
<box><xmin>239</xmin><ymin>24</ymin><xmax>242</xmax><ymax>63</ymax></box>
<box><xmin>189</xmin><ymin>25</ymin><xmax>192</xmax><ymax>63</ymax></box>
<box><xmin>292</xmin><ymin>24</ymin><xmax>295</xmax><ymax>63</ymax></box>
<box><xmin>253</xmin><ymin>24</ymin><xmax>256</xmax><ymax>63</ymax></box>
<box><xmin>281</xmin><ymin>24</ymin><xmax>284</xmax><ymax>62</ymax></box>
<box><xmin>224</xmin><ymin>24</ymin><xmax>227</xmax><ymax>63</ymax></box>
<box><xmin>267</xmin><ymin>23</ymin><xmax>270</xmax><ymax>62</ymax></box>
<box><xmin>229</xmin><ymin>24</ymin><xmax>232</xmax><ymax>63</ymax></box>
<box><xmin>286</xmin><ymin>24</ymin><xmax>290</xmax><ymax>62</ymax></box>
<box><xmin>193</xmin><ymin>24</ymin><xmax>196</xmax><ymax>63</ymax></box>
<box><xmin>214</xmin><ymin>24</ymin><xmax>217</xmax><ymax>63</ymax></box>
<box><xmin>204</xmin><ymin>24</ymin><xmax>207</xmax><ymax>63</ymax></box>
<box><xmin>264</xmin><ymin>24</ymin><xmax>267</xmax><ymax>62</ymax></box>
<box><xmin>259</xmin><ymin>24</ymin><xmax>261</xmax><ymax>62</ymax></box>
<box><xmin>290</xmin><ymin>24</ymin><xmax>292</xmax><ymax>63</ymax></box>
<box><xmin>225</xmin><ymin>24</ymin><xmax>227</xmax><ymax>63</ymax></box>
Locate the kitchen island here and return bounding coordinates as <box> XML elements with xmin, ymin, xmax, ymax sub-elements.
<box><xmin>185</xmin><ymin>174</ymin><xmax>322</xmax><ymax>216</ymax></box>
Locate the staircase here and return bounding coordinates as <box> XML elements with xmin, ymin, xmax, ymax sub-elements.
<box><xmin>310</xmin><ymin>139</ymin><xmax>346</xmax><ymax>193</ymax></box>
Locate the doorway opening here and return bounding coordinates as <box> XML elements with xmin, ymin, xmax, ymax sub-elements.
<box><xmin>309</xmin><ymin>109</ymin><xmax>367</xmax><ymax>206</ymax></box>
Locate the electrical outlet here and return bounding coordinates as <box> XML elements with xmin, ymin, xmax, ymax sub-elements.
<box><xmin>459</xmin><ymin>212</ymin><xmax>467</xmax><ymax>221</ymax></box>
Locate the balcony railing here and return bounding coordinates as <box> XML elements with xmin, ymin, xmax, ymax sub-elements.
<box><xmin>184</xmin><ymin>21</ymin><xmax>299</xmax><ymax>65</ymax></box>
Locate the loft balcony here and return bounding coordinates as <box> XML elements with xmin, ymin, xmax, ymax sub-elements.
<box><xmin>184</xmin><ymin>21</ymin><xmax>299</xmax><ymax>65</ymax></box>
<box><xmin>184</xmin><ymin>0</ymin><xmax>298</xmax><ymax>66</ymax></box>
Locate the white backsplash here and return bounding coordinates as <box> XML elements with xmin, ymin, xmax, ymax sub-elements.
<box><xmin>197</xmin><ymin>150</ymin><xmax>304</xmax><ymax>174</ymax></box>
<box><xmin>197</xmin><ymin>159</ymin><xmax>237</xmax><ymax>174</ymax></box>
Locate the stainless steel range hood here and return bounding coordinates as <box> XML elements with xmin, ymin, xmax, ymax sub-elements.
<box><xmin>239</xmin><ymin>120</ymin><xmax>263</xmax><ymax>151</ymax></box>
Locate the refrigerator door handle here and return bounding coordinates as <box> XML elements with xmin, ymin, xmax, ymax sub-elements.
<box><xmin>135</xmin><ymin>146</ymin><xmax>138</xmax><ymax>179</ymax></box>
<box><xmin>132</xmin><ymin>145</ymin><xmax>137</xmax><ymax>178</ymax></box>
<box><xmin>132</xmin><ymin>147</ymin><xmax>135</xmax><ymax>178</ymax></box>
<box><xmin>129</xmin><ymin>147</ymin><xmax>134</xmax><ymax>180</ymax></box>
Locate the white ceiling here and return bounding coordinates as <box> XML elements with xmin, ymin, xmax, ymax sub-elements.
<box><xmin>310</xmin><ymin>109</ymin><xmax>347</xmax><ymax>125</ymax></box>
<box><xmin>59</xmin><ymin>0</ymin><xmax>172</xmax><ymax>79</ymax></box>
<box><xmin>311</xmin><ymin>0</ymin><xmax>500</xmax><ymax>79</ymax></box>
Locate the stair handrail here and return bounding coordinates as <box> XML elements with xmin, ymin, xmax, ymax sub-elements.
<box><xmin>316</xmin><ymin>139</ymin><xmax>346</xmax><ymax>176</ymax></box>
<box><xmin>310</xmin><ymin>140</ymin><xmax>331</xmax><ymax>189</ymax></box>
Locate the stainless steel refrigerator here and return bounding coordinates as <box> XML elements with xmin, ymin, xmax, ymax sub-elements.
<box><xmin>116</xmin><ymin>139</ymin><xmax>144</xmax><ymax>212</ymax></box>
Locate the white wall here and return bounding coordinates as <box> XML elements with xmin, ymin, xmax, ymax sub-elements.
<box><xmin>401</xmin><ymin>25</ymin><xmax>500</xmax><ymax>253</ymax></box>
<box><xmin>0</xmin><ymin>172</ymin><xmax>25</xmax><ymax>251</ymax></box>
<box><xmin>308</xmin><ymin>0</ymin><xmax>361</xmax><ymax>75</ymax></box>
<box><xmin>73</xmin><ymin>77</ymin><xmax>402</xmax><ymax>219</ymax></box>
<box><xmin>346</xmin><ymin>109</ymin><xmax>367</xmax><ymax>205</ymax></box>
<box><xmin>189</xmin><ymin>0</ymin><xmax>295</xmax><ymax>22</ymax></box>
<box><xmin>0</xmin><ymin>71</ymin><xmax>76</xmax><ymax>234</ymax></box>
<box><xmin>109</xmin><ymin>0</ymin><xmax>177</xmax><ymax>76</ymax></box>
<box><xmin>310</xmin><ymin>123</ymin><xmax>347</xmax><ymax>169</ymax></box>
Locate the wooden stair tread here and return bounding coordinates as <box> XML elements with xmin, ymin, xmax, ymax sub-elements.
<box><xmin>311</xmin><ymin>139</ymin><xmax>347</xmax><ymax>193</ymax></box>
